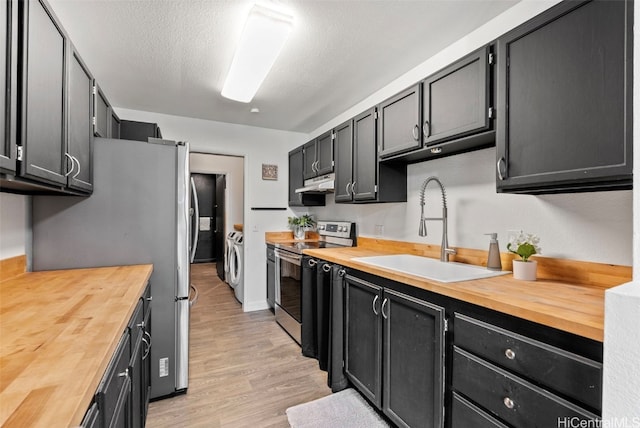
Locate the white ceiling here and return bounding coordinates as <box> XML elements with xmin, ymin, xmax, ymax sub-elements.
<box><xmin>49</xmin><ymin>0</ymin><xmax>519</xmax><ymax>133</ymax></box>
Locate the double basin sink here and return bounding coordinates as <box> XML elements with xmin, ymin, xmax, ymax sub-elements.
<box><xmin>351</xmin><ymin>254</ymin><xmax>509</xmax><ymax>283</ymax></box>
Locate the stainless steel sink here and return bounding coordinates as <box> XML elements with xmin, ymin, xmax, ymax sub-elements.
<box><xmin>351</xmin><ymin>254</ymin><xmax>510</xmax><ymax>283</ymax></box>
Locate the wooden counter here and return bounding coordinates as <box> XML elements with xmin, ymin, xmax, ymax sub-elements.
<box><xmin>0</xmin><ymin>264</ymin><xmax>153</xmax><ymax>428</ymax></box>
<box><xmin>299</xmin><ymin>238</ymin><xmax>631</xmax><ymax>343</ymax></box>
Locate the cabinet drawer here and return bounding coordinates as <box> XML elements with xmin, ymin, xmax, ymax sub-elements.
<box><xmin>97</xmin><ymin>330</ymin><xmax>131</xmax><ymax>428</ymax></box>
<box><xmin>143</xmin><ymin>283</ymin><xmax>152</xmax><ymax>317</ymax></box>
<box><xmin>128</xmin><ymin>298</ymin><xmax>144</xmax><ymax>345</ymax></box>
<box><xmin>451</xmin><ymin>392</ymin><xmax>508</xmax><ymax>428</ymax></box>
<box><xmin>452</xmin><ymin>347</ymin><xmax>598</xmax><ymax>428</ymax></box>
<box><xmin>453</xmin><ymin>313</ymin><xmax>601</xmax><ymax>410</ymax></box>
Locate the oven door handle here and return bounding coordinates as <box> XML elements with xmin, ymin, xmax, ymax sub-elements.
<box><xmin>274</xmin><ymin>249</ymin><xmax>303</xmax><ymax>265</ymax></box>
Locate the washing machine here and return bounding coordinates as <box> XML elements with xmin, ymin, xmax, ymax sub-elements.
<box><xmin>229</xmin><ymin>233</ymin><xmax>244</xmax><ymax>303</ymax></box>
<box><xmin>224</xmin><ymin>231</ymin><xmax>240</xmax><ymax>285</ymax></box>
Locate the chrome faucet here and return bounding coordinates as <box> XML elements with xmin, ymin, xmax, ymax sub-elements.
<box><xmin>418</xmin><ymin>176</ymin><xmax>457</xmax><ymax>262</ymax></box>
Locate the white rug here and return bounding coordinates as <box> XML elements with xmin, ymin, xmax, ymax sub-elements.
<box><xmin>286</xmin><ymin>388</ymin><xmax>390</xmax><ymax>428</ymax></box>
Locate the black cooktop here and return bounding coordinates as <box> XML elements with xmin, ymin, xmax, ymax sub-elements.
<box><xmin>275</xmin><ymin>240</ymin><xmax>342</xmax><ymax>254</ymax></box>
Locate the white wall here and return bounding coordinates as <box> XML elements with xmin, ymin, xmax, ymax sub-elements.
<box><xmin>0</xmin><ymin>193</ymin><xmax>29</xmax><ymax>260</ymax></box>
<box><xmin>190</xmin><ymin>153</ymin><xmax>244</xmax><ymax>241</ymax></box>
<box><xmin>115</xmin><ymin>108</ymin><xmax>307</xmax><ymax>311</ymax></box>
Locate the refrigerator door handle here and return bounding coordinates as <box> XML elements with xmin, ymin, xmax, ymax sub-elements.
<box><xmin>189</xmin><ymin>284</ymin><xmax>199</xmax><ymax>307</ymax></box>
<box><xmin>190</xmin><ymin>177</ymin><xmax>199</xmax><ymax>263</ymax></box>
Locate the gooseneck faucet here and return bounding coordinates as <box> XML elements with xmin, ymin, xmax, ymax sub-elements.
<box><xmin>419</xmin><ymin>176</ymin><xmax>457</xmax><ymax>262</ymax></box>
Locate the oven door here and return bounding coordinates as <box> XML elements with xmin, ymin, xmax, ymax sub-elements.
<box><xmin>274</xmin><ymin>248</ymin><xmax>302</xmax><ymax>344</ymax></box>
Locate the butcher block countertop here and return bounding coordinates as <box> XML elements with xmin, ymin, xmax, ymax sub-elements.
<box><xmin>0</xmin><ymin>263</ymin><xmax>153</xmax><ymax>428</ymax></box>
<box><xmin>277</xmin><ymin>236</ymin><xmax>632</xmax><ymax>343</ymax></box>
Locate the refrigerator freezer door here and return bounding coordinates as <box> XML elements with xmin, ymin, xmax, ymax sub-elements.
<box><xmin>175</xmin><ymin>299</ymin><xmax>190</xmax><ymax>390</ymax></box>
<box><xmin>177</xmin><ymin>143</ymin><xmax>191</xmax><ymax>299</ymax></box>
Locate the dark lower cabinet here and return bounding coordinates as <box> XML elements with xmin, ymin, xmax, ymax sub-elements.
<box><xmin>450</xmin><ymin>392</ymin><xmax>508</xmax><ymax>428</ymax></box>
<box><xmin>83</xmin><ymin>284</ymin><xmax>152</xmax><ymax>428</ymax></box>
<box><xmin>496</xmin><ymin>0</ymin><xmax>633</xmax><ymax>194</ymax></box>
<box><xmin>266</xmin><ymin>245</ymin><xmax>275</xmax><ymax>309</ymax></box>
<box><xmin>0</xmin><ymin>0</ymin><xmax>18</xmax><ymax>175</ymax></box>
<box><xmin>344</xmin><ymin>274</ymin><xmax>446</xmax><ymax>428</ymax></box>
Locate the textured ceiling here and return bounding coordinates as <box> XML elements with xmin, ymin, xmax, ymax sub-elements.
<box><xmin>48</xmin><ymin>0</ymin><xmax>519</xmax><ymax>133</ymax></box>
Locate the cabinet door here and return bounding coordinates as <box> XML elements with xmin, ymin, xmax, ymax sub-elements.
<box><xmin>93</xmin><ymin>84</ymin><xmax>110</xmax><ymax>138</ymax></box>
<box><xmin>302</xmin><ymin>140</ymin><xmax>316</xmax><ymax>180</ymax></box>
<box><xmin>352</xmin><ymin>108</ymin><xmax>378</xmax><ymax>201</ymax></box>
<box><xmin>0</xmin><ymin>0</ymin><xmax>18</xmax><ymax>174</ymax></box>
<box><xmin>130</xmin><ymin>331</ymin><xmax>144</xmax><ymax>428</ymax></box>
<box><xmin>344</xmin><ymin>275</ymin><xmax>383</xmax><ymax>407</ymax></box>
<box><xmin>19</xmin><ymin>0</ymin><xmax>68</xmax><ymax>186</ymax></box>
<box><xmin>315</xmin><ymin>131</ymin><xmax>334</xmax><ymax>175</ymax></box>
<box><xmin>334</xmin><ymin>120</ymin><xmax>353</xmax><ymax>202</ymax></box>
<box><xmin>111</xmin><ymin>110</ymin><xmax>121</xmax><ymax>139</ymax></box>
<box><xmin>67</xmin><ymin>46</ymin><xmax>93</xmax><ymax>193</ymax></box>
<box><xmin>378</xmin><ymin>84</ymin><xmax>422</xmax><ymax>158</ymax></box>
<box><xmin>382</xmin><ymin>289</ymin><xmax>445</xmax><ymax>428</ymax></box>
<box><xmin>423</xmin><ymin>46</ymin><xmax>491</xmax><ymax>146</ymax></box>
<box><xmin>288</xmin><ymin>147</ymin><xmax>304</xmax><ymax>206</ymax></box>
<box><xmin>496</xmin><ymin>0</ymin><xmax>632</xmax><ymax>193</ymax></box>
<box><xmin>142</xmin><ymin>308</ymin><xmax>151</xmax><ymax>421</ymax></box>
<box><xmin>266</xmin><ymin>253</ymin><xmax>275</xmax><ymax>309</ymax></box>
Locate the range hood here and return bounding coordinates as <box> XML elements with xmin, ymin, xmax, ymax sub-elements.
<box><xmin>295</xmin><ymin>173</ymin><xmax>335</xmax><ymax>193</ymax></box>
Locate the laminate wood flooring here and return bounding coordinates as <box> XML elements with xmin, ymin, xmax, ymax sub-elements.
<box><xmin>145</xmin><ymin>263</ymin><xmax>331</xmax><ymax>428</ymax></box>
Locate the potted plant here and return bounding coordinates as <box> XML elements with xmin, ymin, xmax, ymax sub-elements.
<box><xmin>507</xmin><ymin>231</ymin><xmax>542</xmax><ymax>280</ymax></box>
<box><xmin>288</xmin><ymin>214</ymin><xmax>315</xmax><ymax>240</ymax></box>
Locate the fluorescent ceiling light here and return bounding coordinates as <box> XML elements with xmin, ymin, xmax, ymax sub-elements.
<box><xmin>221</xmin><ymin>3</ymin><xmax>294</xmax><ymax>103</ymax></box>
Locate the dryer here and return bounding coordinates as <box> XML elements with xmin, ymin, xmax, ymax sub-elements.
<box><xmin>224</xmin><ymin>231</ymin><xmax>240</xmax><ymax>284</ymax></box>
<box><xmin>229</xmin><ymin>233</ymin><xmax>244</xmax><ymax>303</ymax></box>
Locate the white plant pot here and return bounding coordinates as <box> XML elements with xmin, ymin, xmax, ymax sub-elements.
<box><xmin>293</xmin><ymin>226</ymin><xmax>307</xmax><ymax>240</ymax></box>
<box><xmin>512</xmin><ymin>260</ymin><xmax>537</xmax><ymax>281</ymax></box>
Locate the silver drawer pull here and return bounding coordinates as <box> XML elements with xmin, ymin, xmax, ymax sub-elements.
<box><xmin>322</xmin><ymin>263</ymin><xmax>332</xmax><ymax>272</ymax></box>
<box><xmin>503</xmin><ymin>397</ymin><xmax>515</xmax><ymax>409</ymax></box>
<box><xmin>308</xmin><ymin>259</ymin><xmax>317</xmax><ymax>267</ymax></box>
<box><xmin>505</xmin><ymin>348</ymin><xmax>516</xmax><ymax>360</ymax></box>
<box><xmin>118</xmin><ymin>368</ymin><xmax>129</xmax><ymax>378</ymax></box>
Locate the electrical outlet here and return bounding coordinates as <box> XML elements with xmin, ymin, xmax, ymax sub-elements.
<box><xmin>374</xmin><ymin>224</ymin><xmax>384</xmax><ymax>236</ymax></box>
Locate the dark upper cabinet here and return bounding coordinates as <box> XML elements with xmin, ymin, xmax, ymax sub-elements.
<box><xmin>303</xmin><ymin>131</ymin><xmax>334</xmax><ymax>180</ymax></box>
<box><xmin>0</xmin><ymin>0</ymin><xmax>18</xmax><ymax>175</ymax></box>
<box><xmin>288</xmin><ymin>146</ymin><xmax>325</xmax><ymax>207</ymax></box>
<box><xmin>67</xmin><ymin>46</ymin><xmax>93</xmax><ymax>193</ymax></box>
<box><xmin>18</xmin><ymin>0</ymin><xmax>68</xmax><ymax>187</ymax></box>
<box><xmin>347</xmin><ymin>108</ymin><xmax>406</xmax><ymax>203</ymax></box>
<box><xmin>111</xmin><ymin>110</ymin><xmax>121</xmax><ymax>139</ymax></box>
<box><xmin>120</xmin><ymin>120</ymin><xmax>162</xmax><ymax>142</ymax></box>
<box><xmin>93</xmin><ymin>84</ymin><xmax>110</xmax><ymax>138</ymax></box>
<box><xmin>496</xmin><ymin>0</ymin><xmax>633</xmax><ymax>194</ymax></box>
<box><xmin>333</xmin><ymin>119</ymin><xmax>353</xmax><ymax>202</ymax></box>
<box><xmin>378</xmin><ymin>84</ymin><xmax>422</xmax><ymax>159</ymax></box>
<box><xmin>423</xmin><ymin>46</ymin><xmax>492</xmax><ymax>147</ymax></box>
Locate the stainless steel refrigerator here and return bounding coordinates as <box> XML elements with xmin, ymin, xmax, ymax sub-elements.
<box><xmin>32</xmin><ymin>137</ymin><xmax>192</xmax><ymax>399</ymax></box>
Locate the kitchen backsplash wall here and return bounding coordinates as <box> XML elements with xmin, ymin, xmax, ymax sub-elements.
<box><xmin>297</xmin><ymin>147</ymin><xmax>633</xmax><ymax>266</ymax></box>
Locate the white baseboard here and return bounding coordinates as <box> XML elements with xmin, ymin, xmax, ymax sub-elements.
<box><xmin>243</xmin><ymin>300</ymin><xmax>271</xmax><ymax>312</ymax></box>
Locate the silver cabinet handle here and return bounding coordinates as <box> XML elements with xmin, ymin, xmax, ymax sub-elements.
<box><xmin>338</xmin><ymin>268</ymin><xmax>346</xmax><ymax>277</ymax></box>
<box><xmin>136</xmin><ymin>321</ymin><xmax>145</xmax><ymax>329</ymax></box>
<box><xmin>142</xmin><ymin>337</ymin><xmax>150</xmax><ymax>360</ymax></box>
<box><xmin>497</xmin><ymin>157</ymin><xmax>506</xmax><ymax>181</ymax></box>
<box><xmin>345</xmin><ymin>182</ymin><xmax>352</xmax><ymax>196</ymax></box>
<box><xmin>144</xmin><ymin>330</ymin><xmax>152</xmax><ymax>350</ymax></box>
<box><xmin>503</xmin><ymin>397</ymin><xmax>515</xmax><ymax>409</ymax></box>
<box><xmin>412</xmin><ymin>124</ymin><xmax>420</xmax><ymax>141</ymax></box>
<box><xmin>308</xmin><ymin>259</ymin><xmax>317</xmax><ymax>267</ymax></box>
<box><xmin>118</xmin><ymin>368</ymin><xmax>129</xmax><ymax>378</ymax></box>
<box><xmin>423</xmin><ymin>120</ymin><xmax>430</xmax><ymax>138</ymax></box>
<box><xmin>505</xmin><ymin>348</ymin><xmax>516</xmax><ymax>360</ymax></box>
<box><xmin>351</xmin><ymin>181</ymin><xmax>357</xmax><ymax>195</ymax></box>
<box><xmin>372</xmin><ymin>295</ymin><xmax>380</xmax><ymax>315</ymax></box>
<box><xmin>64</xmin><ymin>153</ymin><xmax>75</xmax><ymax>177</ymax></box>
<box><xmin>72</xmin><ymin>156</ymin><xmax>81</xmax><ymax>178</ymax></box>
<box><xmin>381</xmin><ymin>298</ymin><xmax>389</xmax><ymax>319</ymax></box>
<box><xmin>146</xmin><ymin>296</ymin><xmax>153</xmax><ymax>302</ymax></box>
<box><xmin>322</xmin><ymin>263</ymin><xmax>332</xmax><ymax>272</ymax></box>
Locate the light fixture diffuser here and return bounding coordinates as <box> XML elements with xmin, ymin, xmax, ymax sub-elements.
<box><xmin>221</xmin><ymin>3</ymin><xmax>294</xmax><ymax>103</ymax></box>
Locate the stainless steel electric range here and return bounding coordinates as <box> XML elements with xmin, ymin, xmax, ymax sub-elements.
<box><xmin>273</xmin><ymin>220</ymin><xmax>356</xmax><ymax>344</ymax></box>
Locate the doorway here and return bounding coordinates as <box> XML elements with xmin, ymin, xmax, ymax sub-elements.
<box><xmin>191</xmin><ymin>173</ymin><xmax>226</xmax><ymax>276</ymax></box>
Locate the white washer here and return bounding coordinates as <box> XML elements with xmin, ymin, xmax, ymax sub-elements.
<box><xmin>224</xmin><ymin>231</ymin><xmax>240</xmax><ymax>285</ymax></box>
<box><xmin>229</xmin><ymin>233</ymin><xmax>244</xmax><ymax>303</ymax></box>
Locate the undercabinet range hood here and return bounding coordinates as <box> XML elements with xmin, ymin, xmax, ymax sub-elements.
<box><xmin>295</xmin><ymin>173</ymin><xmax>335</xmax><ymax>193</ymax></box>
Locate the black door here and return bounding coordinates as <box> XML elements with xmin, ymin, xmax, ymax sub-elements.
<box><xmin>191</xmin><ymin>173</ymin><xmax>216</xmax><ymax>263</ymax></box>
<box><xmin>215</xmin><ymin>175</ymin><xmax>226</xmax><ymax>280</ymax></box>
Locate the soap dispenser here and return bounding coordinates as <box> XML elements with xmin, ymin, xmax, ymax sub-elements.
<box><xmin>485</xmin><ymin>233</ymin><xmax>502</xmax><ymax>271</ymax></box>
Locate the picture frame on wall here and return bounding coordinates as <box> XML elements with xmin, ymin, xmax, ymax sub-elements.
<box><xmin>262</xmin><ymin>164</ymin><xmax>278</xmax><ymax>180</ymax></box>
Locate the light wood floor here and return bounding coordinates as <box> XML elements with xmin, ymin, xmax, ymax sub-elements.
<box><xmin>145</xmin><ymin>263</ymin><xmax>331</xmax><ymax>427</ymax></box>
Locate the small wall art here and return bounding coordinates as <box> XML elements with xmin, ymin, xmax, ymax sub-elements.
<box><xmin>262</xmin><ymin>164</ymin><xmax>278</xmax><ymax>180</ymax></box>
